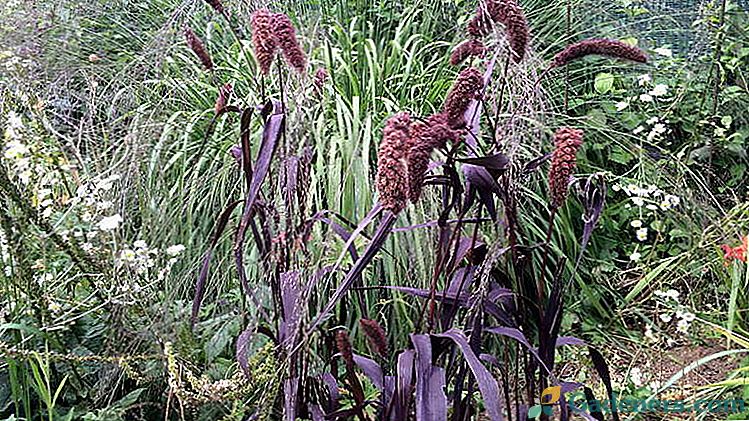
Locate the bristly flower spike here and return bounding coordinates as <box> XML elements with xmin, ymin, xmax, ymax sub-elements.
<box><xmin>407</xmin><ymin>113</ymin><xmax>460</xmax><ymax>202</ymax></box>
<box><xmin>450</xmin><ymin>39</ymin><xmax>486</xmax><ymax>66</ymax></box>
<box><xmin>184</xmin><ymin>27</ymin><xmax>213</xmax><ymax>71</ymax></box>
<box><xmin>359</xmin><ymin>318</ymin><xmax>388</xmax><ymax>358</ymax></box>
<box><xmin>376</xmin><ymin>112</ymin><xmax>411</xmax><ymax>213</ymax></box>
<box><xmin>442</xmin><ymin>67</ymin><xmax>483</xmax><ymax>129</ymax></box>
<box><xmin>466</xmin><ymin>0</ymin><xmax>529</xmax><ymax>62</ymax></box>
<box><xmin>551</xmin><ymin>38</ymin><xmax>648</xmax><ymax>67</ymax></box>
<box><xmin>273</xmin><ymin>13</ymin><xmax>307</xmax><ymax>74</ymax></box>
<box><xmin>250</xmin><ymin>9</ymin><xmax>278</xmax><ymax>75</ymax></box>
<box><xmin>335</xmin><ymin>330</ymin><xmax>354</xmax><ymax>370</ymax></box>
<box><xmin>548</xmin><ymin>127</ymin><xmax>584</xmax><ymax>209</ymax></box>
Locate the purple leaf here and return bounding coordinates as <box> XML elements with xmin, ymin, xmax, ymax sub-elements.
<box><xmin>234</xmin><ymin>106</ymin><xmax>284</xmax><ymax>314</ymax></box>
<box><xmin>456</xmin><ymin>153</ymin><xmax>510</xmax><ymax>170</ymax></box>
<box><xmin>521</xmin><ymin>152</ymin><xmax>551</xmax><ymax>175</ymax></box>
<box><xmin>411</xmin><ymin>334</ymin><xmax>447</xmax><ymax>421</ymax></box>
<box><xmin>392</xmin><ymin>349</ymin><xmax>415</xmax><ymax>421</ymax></box>
<box><xmin>588</xmin><ymin>347</ymin><xmax>619</xmax><ymax>421</ymax></box>
<box><xmin>192</xmin><ymin>199</ymin><xmax>243</xmax><ymax>326</ymax></box>
<box><xmin>434</xmin><ymin>329</ymin><xmax>504</xmax><ymax>421</ymax></box>
<box><xmin>463</xmin><ymin>164</ymin><xmax>500</xmax><ymax>220</ymax></box>
<box><xmin>485</xmin><ymin>326</ymin><xmax>549</xmax><ymax>373</ymax></box>
<box><xmin>353</xmin><ymin>354</ymin><xmax>384</xmax><ymax>390</ymax></box>
<box><xmin>385</xmin><ymin>286</ymin><xmax>469</xmax><ymax>305</ymax></box>
<box><xmin>307</xmin><ymin>209</ymin><xmax>395</xmax><ymax>333</ymax></box>
<box><xmin>279</xmin><ymin>271</ymin><xmax>302</xmax><ymax>349</ymax></box>
<box><xmin>320</xmin><ymin>372</ymin><xmax>341</xmax><ymax>412</ymax></box>
<box><xmin>463</xmin><ymin>53</ymin><xmax>497</xmax><ymax>148</ymax></box>
<box><xmin>556</xmin><ymin>336</ymin><xmax>587</xmax><ymax>347</ymax></box>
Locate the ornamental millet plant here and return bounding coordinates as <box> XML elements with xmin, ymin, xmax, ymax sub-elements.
<box><xmin>181</xmin><ymin>1</ymin><xmax>647</xmax><ymax>420</ymax></box>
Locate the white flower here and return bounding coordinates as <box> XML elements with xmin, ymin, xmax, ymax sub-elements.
<box><xmin>652</xmin><ymin>123</ymin><xmax>667</xmax><ymax>134</ymax></box>
<box><xmin>676</xmin><ymin>318</ymin><xmax>690</xmax><ymax>334</ymax></box>
<box><xmin>629</xmin><ymin>251</ymin><xmax>641</xmax><ymax>261</ymax></box>
<box><xmin>639</xmin><ymin>94</ymin><xmax>654</xmax><ymax>103</ymax></box>
<box><xmin>633</xmin><ymin>126</ymin><xmax>645</xmax><ymax>135</ymax></box>
<box><xmin>166</xmin><ymin>244</ymin><xmax>186</xmax><ymax>257</ymax></box>
<box><xmin>48</xmin><ymin>300</ymin><xmax>62</xmax><ymax>313</ymax></box>
<box><xmin>615</xmin><ymin>101</ymin><xmax>629</xmax><ymax>111</ymax></box>
<box><xmin>637</xmin><ymin>74</ymin><xmax>651</xmax><ymax>86</ymax></box>
<box><xmin>632</xmin><ymin>197</ymin><xmax>645</xmax><ymax>207</ymax></box>
<box><xmin>133</xmin><ymin>240</ymin><xmax>148</xmax><ymax>249</ymax></box>
<box><xmin>681</xmin><ymin>311</ymin><xmax>696</xmax><ymax>322</ymax></box>
<box><xmin>644</xmin><ymin>325</ymin><xmax>656</xmax><ymax>341</ymax></box>
<box><xmin>120</xmin><ymin>249</ymin><xmax>136</xmax><ymax>261</ymax></box>
<box><xmin>646</xmin><ymin>116</ymin><xmax>659</xmax><ymax>125</ymax></box>
<box><xmin>654</xmin><ymin>47</ymin><xmax>673</xmax><ymax>57</ymax></box>
<box><xmin>636</xmin><ymin>227</ymin><xmax>648</xmax><ymax>241</ymax></box>
<box><xmin>630</xmin><ymin>219</ymin><xmax>643</xmax><ymax>228</ymax></box>
<box><xmin>625</xmin><ymin>184</ymin><xmax>641</xmax><ymax>195</ymax></box>
<box><xmin>646</xmin><ymin>204</ymin><xmax>658</xmax><ymax>211</ymax></box>
<box><xmin>612</xmin><ymin>184</ymin><xmax>622</xmax><ymax>192</ymax></box>
<box><xmin>98</xmin><ymin>214</ymin><xmax>123</xmax><ymax>231</ymax></box>
<box><xmin>650</xmin><ymin>84</ymin><xmax>668</xmax><ymax>97</ymax></box>
<box><xmin>630</xmin><ymin>367</ymin><xmax>645</xmax><ymax>387</ymax></box>
<box><xmin>665</xmin><ymin>289</ymin><xmax>680</xmax><ymax>300</ymax></box>
<box><xmin>665</xmin><ymin>194</ymin><xmax>680</xmax><ymax>206</ymax></box>
<box><xmin>659</xmin><ymin>313</ymin><xmax>672</xmax><ymax>323</ymax></box>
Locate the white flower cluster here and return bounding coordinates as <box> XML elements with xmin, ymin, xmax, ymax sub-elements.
<box><xmin>653</xmin><ymin>289</ymin><xmax>696</xmax><ymax>335</ymax></box>
<box><xmin>632</xmin><ymin>116</ymin><xmax>670</xmax><ymax>142</ymax></box>
<box><xmin>118</xmin><ymin>240</ymin><xmax>158</xmax><ymax>275</ymax></box>
<box><xmin>3</xmin><ymin>111</ymin><xmax>33</xmax><ymax>184</ymax></box>
<box><xmin>0</xmin><ymin>227</ymin><xmax>11</xmax><ymax>277</ymax></box>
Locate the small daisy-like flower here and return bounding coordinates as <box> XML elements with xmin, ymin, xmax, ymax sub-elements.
<box><xmin>636</xmin><ymin>227</ymin><xmax>648</xmax><ymax>241</ymax></box>
<box><xmin>646</xmin><ymin>204</ymin><xmax>658</xmax><ymax>211</ymax></box>
<box><xmin>166</xmin><ymin>244</ymin><xmax>186</xmax><ymax>256</ymax></box>
<box><xmin>665</xmin><ymin>289</ymin><xmax>680</xmax><ymax>300</ymax></box>
<box><xmin>654</xmin><ymin>47</ymin><xmax>672</xmax><ymax>57</ymax></box>
<box><xmin>639</xmin><ymin>93</ymin><xmax>654</xmax><ymax>102</ymax></box>
<box><xmin>637</xmin><ymin>74</ymin><xmax>651</xmax><ymax>86</ymax></box>
<box><xmin>612</xmin><ymin>184</ymin><xmax>622</xmax><ymax>191</ymax></box>
<box><xmin>649</xmin><ymin>84</ymin><xmax>668</xmax><ymax>97</ymax></box>
<box><xmin>630</xmin><ymin>219</ymin><xmax>643</xmax><ymax>228</ymax></box>
<box><xmin>633</xmin><ymin>126</ymin><xmax>645</xmax><ymax>134</ymax></box>
<box><xmin>625</xmin><ymin>184</ymin><xmax>640</xmax><ymax>195</ymax></box>
<box><xmin>644</xmin><ymin>325</ymin><xmax>656</xmax><ymax>341</ymax></box>
<box><xmin>120</xmin><ymin>249</ymin><xmax>136</xmax><ymax>261</ymax></box>
<box><xmin>133</xmin><ymin>240</ymin><xmax>148</xmax><ymax>249</ymax></box>
<box><xmin>659</xmin><ymin>313</ymin><xmax>672</xmax><ymax>323</ymax></box>
<box><xmin>632</xmin><ymin>197</ymin><xmax>645</xmax><ymax>207</ymax></box>
<box><xmin>629</xmin><ymin>251</ymin><xmax>641</xmax><ymax>261</ymax></box>
<box><xmin>98</xmin><ymin>214</ymin><xmax>123</xmax><ymax>231</ymax></box>
<box><xmin>676</xmin><ymin>318</ymin><xmax>690</xmax><ymax>334</ymax></box>
<box><xmin>615</xmin><ymin>101</ymin><xmax>629</xmax><ymax>111</ymax></box>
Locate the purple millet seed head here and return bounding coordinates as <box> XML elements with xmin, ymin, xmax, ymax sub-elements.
<box><xmin>551</xmin><ymin>38</ymin><xmax>648</xmax><ymax>67</ymax></box>
<box><xmin>548</xmin><ymin>127</ymin><xmax>584</xmax><ymax>209</ymax></box>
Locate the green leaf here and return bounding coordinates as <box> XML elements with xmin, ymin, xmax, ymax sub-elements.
<box><xmin>527</xmin><ymin>405</ymin><xmax>543</xmax><ymax>418</ymax></box>
<box><xmin>594</xmin><ymin>72</ymin><xmax>615</xmax><ymax>94</ymax></box>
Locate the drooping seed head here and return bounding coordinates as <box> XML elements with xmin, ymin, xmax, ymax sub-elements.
<box><xmin>184</xmin><ymin>27</ymin><xmax>213</xmax><ymax>71</ymax></box>
<box><xmin>551</xmin><ymin>38</ymin><xmax>648</xmax><ymax>68</ymax></box>
<box><xmin>548</xmin><ymin>127</ymin><xmax>584</xmax><ymax>209</ymax></box>
<box><xmin>450</xmin><ymin>39</ymin><xmax>486</xmax><ymax>66</ymax></box>
<box><xmin>250</xmin><ymin>9</ymin><xmax>278</xmax><ymax>75</ymax></box>
<box><xmin>273</xmin><ymin>13</ymin><xmax>306</xmax><ymax>74</ymax></box>
<box><xmin>359</xmin><ymin>318</ymin><xmax>388</xmax><ymax>358</ymax></box>
<box><xmin>442</xmin><ymin>67</ymin><xmax>483</xmax><ymax>129</ymax></box>
<box><xmin>376</xmin><ymin>112</ymin><xmax>412</xmax><ymax>213</ymax></box>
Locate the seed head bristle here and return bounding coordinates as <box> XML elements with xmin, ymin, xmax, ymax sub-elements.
<box><xmin>214</xmin><ymin>83</ymin><xmax>232</xmax><ymax>114</ymax></box>
<box><xmin>250</xmin><ymin>9</ymin><xmax>278</xmax><ymax>75</ymax></box>
<box><xmin>548</xmin><ymin>127</ymin><xmax>584</xmax><ymax>209</ymax></box>
<box><xmin>184</xmin><ymin>27</ymin><xmax>213</xmax><ymax>71</ymax></box>
<box><xmin>376</xmin><ymin>112</ymin><xmax>411</xmax><ymax>213</ymax></box>
<box><xmin>335</xmin><ymin>330</ymin><xmax>354</xmax><ymax>370</ymax></box>
<box><xmin>273</xmin><ymin>13</ymin><xmax>307</xmax><ymax>74</ymax></box>
<box><xmin>359</xmin><ymin>318</ymin><xmax>388</xmax><ymax>358</ymax></box>
<box><xmin>450</xmin><ymin>39</ymin><xmax>486</xmax><ymax>66</ymax></box>
<box><xmin>442</xmin><ymin>67</ymin><xmax>483</xmax><ymax>129</ymax></box>
<box><xmin>551</xmin><ymin>38</ymin><xmax>648</xmax><ymax>67</ymax></box>
<box><xmin>407</xmin><ymin>113</ymin><xmax>460</xmax><ymax>202</ymax></box>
